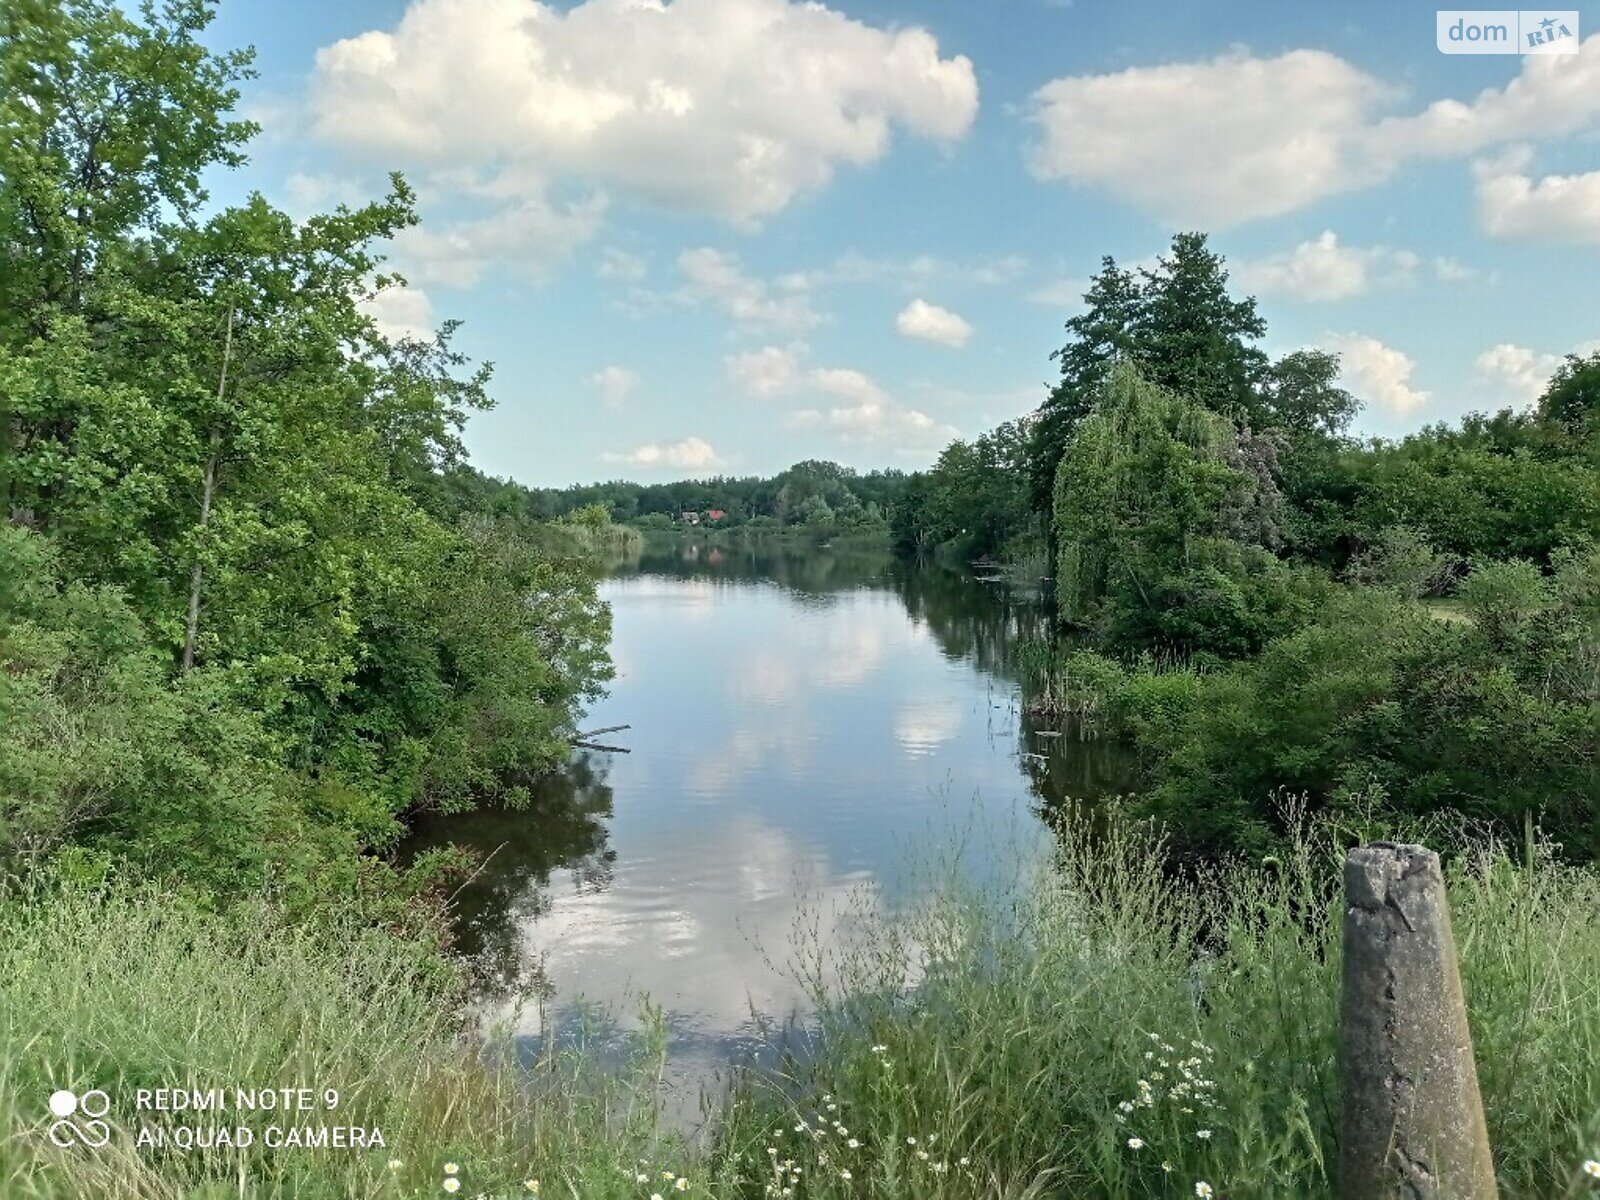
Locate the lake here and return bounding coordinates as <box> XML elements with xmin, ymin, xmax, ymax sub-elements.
<box><xmin>405</xmin><ymin>537</ymin><xmax>1132</xmax><ymax>1114</ymax></box>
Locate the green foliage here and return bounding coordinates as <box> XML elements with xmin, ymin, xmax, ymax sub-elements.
<box><xmin>1052</xmin><ymin>365</ymin><xmax>1310</xmax><ymax>657</ymax></box>
<box><xmin>1030</xmin><ymin>234</ymin><xmax>1303</xmax><ymax>507</ymax></box>
<box><xmin>0</xmin><ymin>525</ymin><xmax>338</xmax><ymax>893</ymax></box>
<box><xmin>0</xmin><ymin>0</ymin><xmax>256</xmax><ymax>333</ymax></box>
<box><xmin>1537</xmin><ymin>349</ymin><xmax>1600</xmax><ymax>442</ymax></box>
<box><xmin>891</xmin><ymin>418</ymin><xmax>1039</xmax><ymax>560</ymax></box>
<box><xmin>1126</xmin><ymin>569</ymin><xmax>1600</xmax><ymax>859</ymax></box>
<box><xmin>1335</xmin><ymin>415</ymin><xmax>1600</xmax><ymax>566</ymax></box>
<box><xmin>561</xmin><ymin>501</ymin><xmax>613</xmax><ymax>528</ymax></box>
<box><xmin>1258</xmin><ymin>349</ymin><xmax>1359</xmax><ymax>439</ymax></box>
<box><xmin>1343</xmin><ymin>525</ymin><xmax>1451</xmax><ymax>598</ymax></box>
<box><xmin>466</xmin><ymin>458</ymin><xmax>909</xmax><ymax>530</ymax></box>
<box><xmin>0</xmin><ymin>0</ymin><xmax>615</xmax><ymax>896</ymax></box>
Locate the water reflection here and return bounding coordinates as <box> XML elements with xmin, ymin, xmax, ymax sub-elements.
<box><xmin>406</xmin><ymin>538</ymin><xmax>1134</xmax><ymax>1109</ymax></box>
<box><xmin>408</xmin><ymin>753</ymin><xmax>617</xmax><ymax>1002</ymax></box>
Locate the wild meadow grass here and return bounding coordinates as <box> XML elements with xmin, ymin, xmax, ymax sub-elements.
<box><xmin>712</xmin><ymin>809</ymin><xmax>1600</xmax><ymax>1198</ymax></box>
<box><xmin>3</xmin><ymin>812</ymin><xmax>1599</xmax><ymax>1198</ymax></box>
<box><xmin>0</xmin><ymin>875</ymin><xmax>684</xmax><ymax>1199</ymax></box>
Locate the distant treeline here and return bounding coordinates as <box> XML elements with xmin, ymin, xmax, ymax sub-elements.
<box><xmin>439</xmin><ymin>458</ymin><xmax>911</xmax><ymax>529</ymax></box>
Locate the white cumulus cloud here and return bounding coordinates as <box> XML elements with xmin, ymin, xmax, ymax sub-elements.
<box><xmin>724</xmin><ymin>343</ymin><xmax>954</xmax><ymax>450</ymax></box>
<box><xmin>726</xmin><ymin>342</ymin><xmax>807</xmax><ymax>396</ymax></box>
<box><xmin>1237</xmin><ymin>231</ymin><xmax>1419</xmax><ymax>302</ymax></box>
<box><xmin>362</xmin><ymin>284</ymin><xmax>436</xmax><ymax>341</ymax></box>
<box><xmin>394</xmin><ymin>190</ymin><xmax>608</xmax><ymax>288</ymax></box>
<box><xmin>1475</xmin><ymin>156</ymin><xmax>1600</xmax><ymax>245</ymax></box>
<box><xmin>1323</xmin><ymin>333</ymin><xmax>1431</xmax><ymax>418</ymax></box>
<box><xmin>601</xmin><ymin>436</ymin><xmax>723</xmax><ymax>470</ymax></box>
<box><xmin>1474</xmin><ymin>343</ymin><xmax>1562</xmax><ymax>404</ymax></box>
<box><xmin>790</xmin><ymin>367</ymin><xmax>956</xmax><ymax>448</ymax></box>
<box><xmin>788</xmin><ymin>399</ymin><xmax>955</xmax><ymax>449</ymax></box>
<box><xmin>895</xmin><ymin>298</ymin><xmax>972</xmax><ymax>347</ymax></box>
<box><xmin>597</xmin><ymin>247</ymin><xmax>648</xmax><ymax>281</ymax></box>
<box><xmin>311</xmin><ymin>0</ymin><xmax>978</xmax><ymax>226</ymax></box>
<box><xmin>1027</xmin><ymin>49</ymin><xmax>1395</xmax><ymax>226</ymax></box>
<box><xmin>1027</xmin><ymin>35</ymin><xmax>1600</xmax><ymax>227</ymax></box>
<box><xmin>1473</xmin><ymin>341</ymin><xmax>1600</xmax><ymax>404</ymax></box>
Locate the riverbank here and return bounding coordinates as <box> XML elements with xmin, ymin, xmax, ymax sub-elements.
<box><xmin>8</xmin><ymin>812</ymin><xmax>1598</xmax><ymax>1198</ymax></box>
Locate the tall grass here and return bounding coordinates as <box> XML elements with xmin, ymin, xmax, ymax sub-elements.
<box><xmin>0</xmin><ymin>875</ymin><xmax>683</xmax><ymax>1199</ymax></box>
<box><xmin>712</xmin><ymin>810</ymin><xmax>1600</xmax><ymax>1198</ymax></box>
<box><xmin>4</xmin><ymin>815</ymin><xmax>1599</xmax><ymax>1198</ymax></box>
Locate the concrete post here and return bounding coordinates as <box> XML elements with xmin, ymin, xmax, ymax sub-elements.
<box><xmin>1339</xmin><ymin>842</ymin><xmax>1497</xmax><ymax>1199</ymax></box>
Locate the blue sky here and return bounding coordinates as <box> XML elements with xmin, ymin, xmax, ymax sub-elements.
<box><xmin>207</xmin><ymin>0</ymin><xmax>1599</xmax><ymax>485</ymax></box>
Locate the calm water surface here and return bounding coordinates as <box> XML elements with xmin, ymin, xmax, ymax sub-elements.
<box><xmin>406</xmin><ymin>540</ymin><xmax>1130</xmax><ymax>1107</ymax></box>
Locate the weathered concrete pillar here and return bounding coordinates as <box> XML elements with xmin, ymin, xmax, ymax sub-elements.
<box><xmin>1340</xmin><ymin>842</ymin><xmax>1497</xmax><ymax>1199</ymax></box>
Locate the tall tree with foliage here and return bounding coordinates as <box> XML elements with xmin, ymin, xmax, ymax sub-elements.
<box><xmin>1054</xmin><ymin>364</ymin><xmax>1308</xmax><ymax>656</ymax></box>
<box><xmin>893</xmin><ymin>418</ymin><xmax>1038</xmax><ymax>560</ymax></box>
<box><xmin>1028</xmin><ymin>257</ymin><xmax>1141</xmax><ymax>507</ymax></box>
<box><xmin>1537</xmin><ymin>350</ymin><xmax>1600</xmax><ymax>443</ymax></box>
<box><xmin>1030</xmin><ymin>234</ymin><xmax>1275</xmax><ymax>509</ymax></box>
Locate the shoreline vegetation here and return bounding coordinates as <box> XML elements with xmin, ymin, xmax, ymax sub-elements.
<box><xmin>4</xmin><ymin>4</ymin><xmax>1598</xmax><ymax>1198</ymax></box>
<box><xmin>7</xmin><ymin>812</ymin><xmax>1599</xmax><ymax>1197</ymax></box>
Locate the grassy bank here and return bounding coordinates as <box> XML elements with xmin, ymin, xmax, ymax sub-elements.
<box><xmin>713</xmin><ymin>811</ymin><xmax>1600</xmax><ymax>1197</ymax></box>
<box><xmin>5</xmin><ymin>815</ymin><xmax>1599</xmax><ymax>1197</ymax></box>
<box><xmin>0</xmin><ymin>875</ymin><xmax>680</xmax><ymax>1200</ymax></box>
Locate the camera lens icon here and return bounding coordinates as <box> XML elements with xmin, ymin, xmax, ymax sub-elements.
<box><xmin>47</xmin><ymin>1089</ymin><xmax>111</xmax><ymax>1147</ymax></box>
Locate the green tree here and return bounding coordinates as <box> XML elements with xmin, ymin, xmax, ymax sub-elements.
<box><xmin>1053</xmin><ymin>365</ymin><xmax>1306</xmax><ymax>656</ymax></box>
<box><xmin>1536</xmin><ymin>350</ymin><xmax>1600</xmax><ymax>442</ymax></box>
<box><xmin>1260</xmin><ymin>349</ymin><xmax>1358</xmax><ymax>438</ymax></box>
<box><xmin>1031</xmin><ymin>234</ymin><xmax>1271</xmax><ymax>509</ymax></box>
<box><xmin>1028</xmin><ymin>256</ymin><xmax>1140</xmax><ymax>507</ymax></box>
<box><xmin>0</xmin><ymin>0</ymin><xmax>614</xmax><ymax>897</ymax></box>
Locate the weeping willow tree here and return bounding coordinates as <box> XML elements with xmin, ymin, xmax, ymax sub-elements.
<box><xmin>1052</xmin><ymin>363</ymin><xmax>1305</xmax><ymax>656</ymax></box>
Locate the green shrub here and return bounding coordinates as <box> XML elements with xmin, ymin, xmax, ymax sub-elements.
<box><xmin>1136</xmin><ymin>578</ymin><xmax>1600</xmax><ymax>860</ymax></box>
<box><xmin>1112</xmin><ymin>668</ymin><xmax>1205</xmax><ymax>747</ymax></box>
